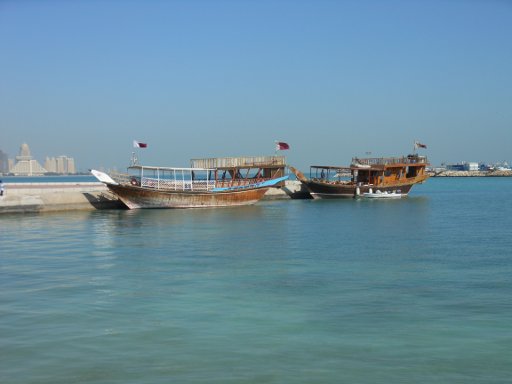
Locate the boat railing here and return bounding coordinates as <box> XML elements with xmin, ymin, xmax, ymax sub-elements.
<box><xmin>352</xmin><ymin>156</ymin><xmax>428</xmax><ymax>166</ymax></box>
<box><xmin>111</xmin><ymin>170</ymin><xmax>271</xmax><ymax>191</ymax></box>
<box><xmin>215</xmin><ymin>178</ymin><xmax>268</xmax><ymax>188</ymax></box>
<box><xmin>141</xmin><ymin>177</ymin><xmax>216</xmax><ymax>192</ymax></box>
<box><xmin>110</xmin><ymin>171</ymin><xmax>132</xmax><ymax>185</ymax></box>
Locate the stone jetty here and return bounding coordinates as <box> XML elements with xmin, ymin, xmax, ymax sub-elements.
<box><xmin>0</xmin><ymin>182</ymin><xmax>123</xmax><ymax>214</ymax></box>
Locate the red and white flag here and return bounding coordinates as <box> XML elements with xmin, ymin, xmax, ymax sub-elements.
<box><xmin>275</xmin><ymin>141</ymin><xmax>290</xmax><ymax>151</ymax></box>
<box><xmin>415</xmin><ymin>141</ymin><xmax>427</xmax><ymax>149</ymax></box>
<box><xmin>133</xmin><ymin>140</ymin><xmax>148</xmax><ymax>148</ymax></box>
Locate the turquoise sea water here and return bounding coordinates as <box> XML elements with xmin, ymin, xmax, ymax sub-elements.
<box><xmin>1</xmin><ymin>177</ymin><xmax>511</xmax><ymax>383</ymax></box>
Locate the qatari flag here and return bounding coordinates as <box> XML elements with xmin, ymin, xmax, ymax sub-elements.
<box><xmin>415</xmin><ymin>142</ymin><xmax>427</xmax><ymax>149</ymax></box>
<box><xmin>133</xmin><ymin>140</ymin><xmax>148</xmax><ymax>148</ymax></box>
<box><xmin>275</xmin><ymin>141</ymin><xmax>290</xmax><ymax>150</ymax></box>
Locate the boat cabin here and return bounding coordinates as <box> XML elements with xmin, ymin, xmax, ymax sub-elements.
<box><xmin>309</xmin><ymin>165</ymin><xmax>351</xmax><ymax>182</ymax></box>
<box><xmin>190</xmin><ymin>155</ymin><xmax>287</xmax><ymax>187</ymax></box>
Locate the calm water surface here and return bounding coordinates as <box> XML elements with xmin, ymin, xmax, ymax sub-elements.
<box><xmin>1</xmin><ymin>178</ymin><xmax>511</xmax><ymax>383</ymax></box>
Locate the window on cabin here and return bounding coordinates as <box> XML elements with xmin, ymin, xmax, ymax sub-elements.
<box><xmin>406</xmin><ymin>166</ymin><xmax>418</xmax><ymax>178</ymax></box>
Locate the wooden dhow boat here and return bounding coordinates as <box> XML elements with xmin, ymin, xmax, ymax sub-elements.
<box><xmin>289</xmin><ymin>154</ymin><xmax>429</xmax><ymax>199</ymax></box>
<box><xmin>91</xmin><ymin>165</ymin><xmax>288</xmax><ymax>209</ymax></box>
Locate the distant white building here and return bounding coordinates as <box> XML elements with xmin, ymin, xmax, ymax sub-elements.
<box><xmin>9</xmin><ymin>143</ymin><xmax>47</xmax><ymax>176</ymax></box>
<box><xmin>447</xmin><ymin>162</ymin><xmax>479</xmax><ymax>172</ymax></box>
<box><xmin>463</xmin><ymin>162</ymin><xmax>479</xmax><ymax>171</ymax></box>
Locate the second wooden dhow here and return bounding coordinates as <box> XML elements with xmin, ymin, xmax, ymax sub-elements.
<box><xmin>289</xmin><ymin>154</ymin><xmax>429</xmax><ymax>199</ymax></box>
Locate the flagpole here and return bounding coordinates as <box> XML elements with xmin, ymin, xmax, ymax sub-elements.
<box><xmin>132</xmin><ymin>140</ymin><xmax>148</xmax><ymax>165</ymax></box>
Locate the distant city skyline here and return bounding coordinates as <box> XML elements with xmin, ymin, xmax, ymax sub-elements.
<box><xmin>1</xmin><ymin>143</ymin><xmax>76</xmax><ymax>175</ymax></box>
<box><xmin>1</xmin><ymin>1</ymin><xmax>511</xmax><ymax>171</ymax></box>
<box><xmin>1</xmin><ymin>140</ymin><xmax>509</xmax><ymax>176</ymax></box>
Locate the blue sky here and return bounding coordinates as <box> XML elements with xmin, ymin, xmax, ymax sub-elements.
<box><xmin>1</xmin><ymin>0</ymin><xmax>511</xmax><ymax>171</ymax></box>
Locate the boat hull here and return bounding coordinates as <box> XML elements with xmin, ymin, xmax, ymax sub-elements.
<box><xmin>305</xmin><ymin>181</ymin><xmax>416</xmax><ymax>199</ymax></box>
<box><xmin>106</xmin><ymin>183</ymin><xmax>270</xmax><ymax>209</ymax></box>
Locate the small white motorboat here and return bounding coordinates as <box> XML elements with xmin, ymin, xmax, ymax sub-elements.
<box><xmin>363</xmin><ymin>189</ymin><xmax>402</xmax><ymax>199</ymax></box>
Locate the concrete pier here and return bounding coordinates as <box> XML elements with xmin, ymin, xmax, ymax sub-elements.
<box><xmin>0</xmin><ymin>182</ymin><xmax>123</xmax><ymax>214</ymax></box>
<box><xmin>0</xmin><ymin>180</ymin><xmax>309</xmax><ymax>214</ymax></box>
<box><xmin>264</xmin><ymin>180</ymin><xmax>311</xmax><ymax>199</ymax></box>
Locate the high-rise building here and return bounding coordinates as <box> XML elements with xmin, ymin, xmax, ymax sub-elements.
<box><xmin>44</xmin><ymin>157</ymin><xmax>57</xmax><ymax>173</ymax></box>
<box><xmin>56</xmin><ymin>156</ymin><xmax>66</xmax><ymax>173</ymax></box>
<box><xmin>67</xmin><ymin>157</ymin><xmax>76</xmax><ymax>174</ymax></box>
<box><xmin>0</xmin><ymin>149</ymin><xmax>8</xmax><ymax>174</ymax></box>
<box><xmin>44</xmin><ymin>155</ymin><xmax>77</xmax><ymax>174</ymax></box>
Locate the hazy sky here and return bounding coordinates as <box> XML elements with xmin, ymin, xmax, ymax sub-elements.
<box><xmin>1</xmin><ymin>0</ymin><xmax>511</xmax><ymax>171</ymax></box>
